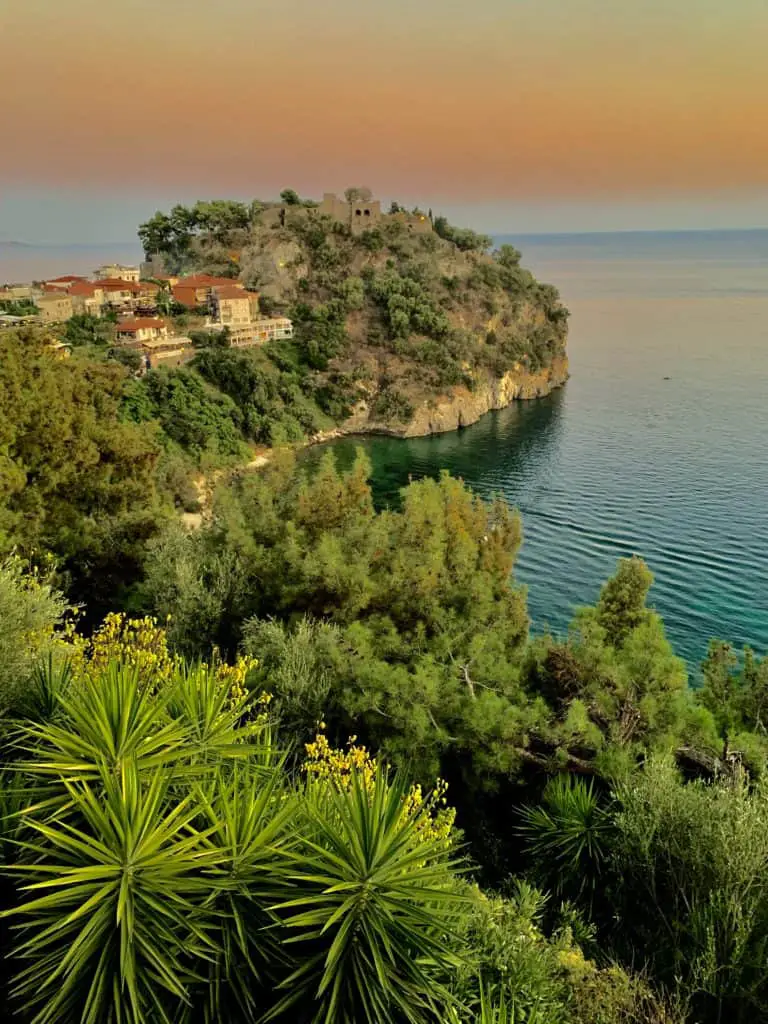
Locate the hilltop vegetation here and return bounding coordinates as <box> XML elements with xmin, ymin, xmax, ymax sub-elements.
<box><xmin>139</xmin><ymin>192</ymin><xmax>568</xmax><ymax>434</ymax></box>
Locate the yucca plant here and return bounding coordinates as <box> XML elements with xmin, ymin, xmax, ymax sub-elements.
<box><xmin>6</xmin><ymin>759</ymin><xmax>222</xmax><ymax>1024</ymax></box>
<box><xmin>19</xmin><ymin>661</ymin><xmax>187</xmax><ymax>791</ymax></box>
<box><xmin>16</xmin><ymin>653</ymin><xmax>74</xmax><ymax>726</ymax></box>
<box><xmin>269</xmin><ymin>765</ymin><xmax>466</xmax><ymax>1024</ymax></box>
<box><xmin>166</xmin><ymin>662</ymin><xmax>257</xmax><ymax>769</ymax></box>
<box><xmin>192</xmin><ymin>762</ymin><xmax>297</xmax><ymax>1023</ymax></box>
<box><xmin>3</xmin><ymin>657</ymin><xmax>286</xmax><ymax>1023</ymax></box>
<box><xmin>517</xmin><ymin>775</ymin><xmax>614</xmax><ymax>900</ymax></box>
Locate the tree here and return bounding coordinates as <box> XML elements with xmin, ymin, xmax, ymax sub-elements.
<box><xmin>0</xmin><ymin>556</ymin><xmax>68</xmax><ymax>718</ymax></box>
<box><xmin>63</xmin><ymin>312</ymin><xmax>113</xmax><ymax>347</ymax></box>
<box><xmin>137</xmin><ymin>210</ymin><xmax>173</xmax><ymax>255</ymax></box>
<box><xmin>595</xmin><ymin>556</ymin><xmax>654</xmax><ymax>648</ymax></box>
<box><xmin>344</xmin><ymin>185</ymin><xmax>373</xmax><ymax>203</ymax></box>
<box><xmin>0</xmin><ymin>329</ymin><xmax>163</xmax><ymax>616</ymax></box>
<box><xmin>280</xmin><ymin>188</ymin><xmax>301</xmax><ymax>206</ymax></box>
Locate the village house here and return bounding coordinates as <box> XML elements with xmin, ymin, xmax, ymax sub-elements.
<box><xmin>141</xmin><ymin>336</ymin><xmax>194</xmax><ymax>370</ymax></box>
<box><xmin>227</xmin><ymin>316</ymin><xmax>294</xmax><ymax>349</ymax></box>
<box><xmin>44</xmin><ymin>275</ymin><xmax>87</xmax><ymax>291</ymax></box>
<box><xmin>172</xmin><ymin>275</ymin><xmax>245</xmax><ymax>309</ymax></box>
<box><xmin>36</xmin><ymin>292</ymin><xmax>74</xmax><ymax>323</ymax></box>
<box><xmin>211</xmin><ymin>286</ymin><xmax>256</xmax><ymax>329</ymax></box>
<box><xmin>99</xmin><ymin>278</ymin><xmax>140</xmax><ymax>307</ymax></box>
<box><xmin>68</xmin><ymin>280</ymin><xmax>105</xmax><ymax>316</ymax></box>
<box><xmin>115</xmin><ymin>317</ymin><xmax>169</xmax><ymax>345</ymax></box>
<box><xmin>252</xmin><ymin>316</ymin><xmax>294</xmax><ymax>342</ymax></box>
<box><xmin>1</xmin><ymin>284</ymin><xmax>35</xmax><ymax>301</ymax></box>
<box><xmin>94</xmin><ymin>264</ymin><xmax>140</xmax><ymax>283</ymax></box>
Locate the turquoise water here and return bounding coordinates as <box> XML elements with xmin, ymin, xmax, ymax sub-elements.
<box><xmin>309</xmin><ymin>230</ymin><xmax>768</xmax><ymax>669</ymax></box>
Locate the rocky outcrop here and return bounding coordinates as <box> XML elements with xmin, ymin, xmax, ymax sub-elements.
<box><xmin>337</xmin><ymin>354</ymin><xmax>569</xmax><ymax>439</ymax></box>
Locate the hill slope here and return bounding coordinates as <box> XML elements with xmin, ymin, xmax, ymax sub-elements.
<box><xmin>140</xmin><ymin>195</ymin><xmax>569</xmax><ymax>438</ymax></box>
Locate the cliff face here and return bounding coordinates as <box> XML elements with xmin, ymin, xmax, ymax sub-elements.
<box><xmin>337</xmin><ymin>353</ymin><xmax>569</xmax><ymax>438</ymax></box>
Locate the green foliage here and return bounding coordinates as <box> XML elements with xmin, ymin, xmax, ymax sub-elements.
<box><xmin>0</xmin><ymin>298</ymin><xmax>39</xmax><ymax>316</ymax></box>
<box><xmin>0</xmin><ymin>644</ymin><xmax>465</xmax><ymax>1024</ymax></box>
<box><xmin>518</xmin><ymin>777</ymin><xmax>614</xmax><ymax>900</ymax></box>
<box><xmin>271</xmin><ymin>767</ymin><xmax>464</xmax><ymax>1024</ymax></box>
<box><xmin>595</xmin><ymin>556</ymin><xmax>654</xmax><ymax>648</ymax></box>
<box><xmin>146</xmin><ymin>453</ymin><xmax>536</xmax><ymax>786</ymax></box>
<box><xmin>63</xmin><ymin>313</ymin><xmax>113</xmax><ymax>348</ymax></box>
<box><xmin>192</xmin><ymin>347</ymin><xmax>329</xmax><ymax>444</ymax></box>
<box><xmin>122</xmin><ymin>367</ymin><xmax>249</xmax><ymax>460</ymax></box>
<box><xmin>0</xmin><ymin>557</ymin><xmax>68</xmax><ymax>718</ymax></box>
<box><xmin>611</xmin><ymin>759</ymin><xmax>768</xmax><ymax>1022</ymax></box>
<box><xmin>369</xmin><ymin>269</ymin><xmax>450</xmax><ymax>340</ymax></box>
<box><xmin>0</xmin><ymin>329</ymin><xmax>163</xmax><ymax>614</ymax></box>
<box><xmin>434</xmin><ymin>216</ymin><xmax>492</xmax><ymax>253</ymax></box>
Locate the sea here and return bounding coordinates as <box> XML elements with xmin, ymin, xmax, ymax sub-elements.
<box><xmin>0</xmin><ymin>242</ymin><xmax>144</xmax><ymax>285</ymax></box>
<box><xmin>3</xmin><ymin>232</ymin><xmax>767</xmax><ymax>671</ymax></box>
<box><xmin>306</xmin><ymin>229</ymin><xmax>768</xmax><ymax>671</ymax></box>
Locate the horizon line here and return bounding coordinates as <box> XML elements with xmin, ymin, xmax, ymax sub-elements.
<box><xmin>4</xmin><ymin>225</ymin><xmax>768</xmax><ymax>248</ymax></box>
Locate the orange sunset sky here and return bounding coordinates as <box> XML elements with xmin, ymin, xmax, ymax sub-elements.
<box><xmin>2</xmin><ymin>0</ymin><xmax>768</xmax><ymax>240</ymax></box>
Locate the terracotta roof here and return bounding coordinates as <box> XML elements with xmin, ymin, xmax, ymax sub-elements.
<box><xmin>215</xmin><ymin>287</ymin><xmax>250</xmax><ymax>300</ymax></box>
<box><xmin>115</xmin><ymin>317</ymin><xmax>168</xmax><ymax>333</ymax></box>
<box><xmin>68</xmin><ymin>281</ymin><xmax>99</xmax><ymax>297</ymax></box>
<box><xmin>100</xmin><ymin>278</ymin><xmax>141</xmax><ymax>292</ymax></box>
<box><xmin>48</xmin><ymin>275</ymin><xmax>86</xmax><ymax>283</ymax></box>
<box><xmin>178</xmin><ymin>275</ymin><xmax>243</xmax><ymax>288</ymax></box>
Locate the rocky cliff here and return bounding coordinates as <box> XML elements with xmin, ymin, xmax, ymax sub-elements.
<box><xmin>333</xmin><ymin>354</ymin><xmax>568</xmax><ymax>438</ymax></box>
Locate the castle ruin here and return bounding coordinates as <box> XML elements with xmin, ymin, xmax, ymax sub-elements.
<box><xmin>319</xmin><ymin>191</ymin><xmax>431</xmax><ymax>236</ymax></box>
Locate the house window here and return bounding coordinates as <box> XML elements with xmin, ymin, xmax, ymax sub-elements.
<box><xmin>364</xmin><ymin>209</ymin><xmax>371</xmax><ymax>216</ymax></box>
<box><xmin>355</xmin><ymin>209</ymin><xmax>362</xmax><ymax>216</ymax></box>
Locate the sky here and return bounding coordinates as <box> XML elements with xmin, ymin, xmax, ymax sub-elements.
<box><xmin>2</xmin><ymin>0</ymin><xmax>768</xmax><ymax>242</ymax></box>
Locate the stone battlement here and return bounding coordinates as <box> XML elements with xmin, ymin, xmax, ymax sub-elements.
<box><xmin>319</xmin><ymin>192</ymin><xmax>431</xmax><ymax>236</ymax></box>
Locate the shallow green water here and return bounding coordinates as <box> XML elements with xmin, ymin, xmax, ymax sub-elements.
<box><xmin>306</xmin><ymin>230</ymin><xmax>768</xmax><ymax>669</ymax></box>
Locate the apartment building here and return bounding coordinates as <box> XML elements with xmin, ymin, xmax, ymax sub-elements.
<box><xmin>94</xmin><ymin>264</ymin><xmax>141</xmax><ymax>283</ymax></box>
<box><xmin>36</xmin><ymin>292</ymin><xmax>74</xmax><ymax>323</ymax></box>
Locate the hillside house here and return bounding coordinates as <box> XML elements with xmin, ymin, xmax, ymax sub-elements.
<box><xmin>141</xmin><ymin>336</ymin><xmax>193</xmax><ymax>369</ymax></box>
<box><xmin>36</xmin><ymin>292</ymin><xmax>74</xmax><ymax>323</ymax></box>
<box><xmin>115</xmin><ymin>317</ymin><xmax>169</xmax><ymax>345</ymax></box>
<box><xmin>94</xmin><ymin>264</ymin><xmax>140</xmax><ymax>283</ymax></box>
<box><xmin>44</xmin><ymin>275</ymin><xmax>87</xmax><ymax>291</ymax></box>
<box><xmin>212</xmin><ymin>286</ymin><xmax>257</xmax><ymax>328</ymax></box>
<box><xmin>225</xmin><ymin>317</ymin><xmax>294</xmax><ymax>349</ymax></box>
<box><xmin>173</xmin><ymin>275</ymin><xmax>245</xmax><ymax>309</ymax></box>
<box><xmin>1</xmin><ymin>284</ymin><xmax>34</xmax><ymax>301</ymax></box>
<box><xmin>100</xmin><ymin>278</ymin><xmax>142</xmax><ymax>308</ymax></box>
<box><xmin>68</xmin><ymin>281</ymin><xmax>104</xmax><ymax>316</ymax></box>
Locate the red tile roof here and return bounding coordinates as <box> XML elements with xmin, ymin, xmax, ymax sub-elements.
<box><xmin>115</xmin><ymin>317</ymin><xmax>168</xmax><ymax>333</ymax></box>
<box><xmin>68</xmin><ymin>281</ymin><xmax>99</xmax><ymax>297</ymax></box>
<box><xmin>100</xmin><ymin>278</ymin><xmax>141</xmax><ymax>292</ymax></box>
<box><xmin>48</xmin><ymin>275</ymin><xmax>86</xmax><ymax>283</ymax></box>
<box><xmin>178</xmin><ymin>275</ymin><xmax>243</xmax><ymax>288</ymax></box>
<box><xmin>214</xmin><ymin>287</ymin><xmax>250</xmax><ymax>300</ymax></box>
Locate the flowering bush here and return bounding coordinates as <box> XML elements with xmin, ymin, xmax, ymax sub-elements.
<box><xmin>303</xmin><ymin>729</ymin><xmax>456</xmax><ymax>846</ymax></box>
